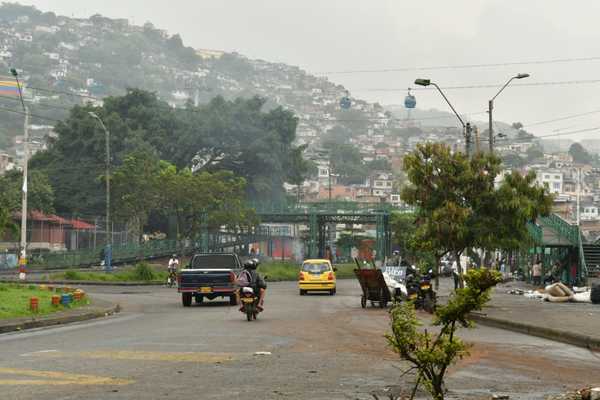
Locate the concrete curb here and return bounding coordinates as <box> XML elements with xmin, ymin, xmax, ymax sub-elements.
<box><xmin>0</xmin><ymin>279</ymin><xmax>162</xmax><ymax>286</ymax></box>
<box><xmin>0</xmin><ymin>301</ymin><xmax>121</xmax><ymax>334</ymax></box>
<box><xmin>470</xmin><ymin>312</ymin><xmax>600</xmax><ymax>352</ymax></box>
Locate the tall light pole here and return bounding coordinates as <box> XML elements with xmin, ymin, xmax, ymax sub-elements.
<box><xmin>89</xmin><ymin>112</ymin><xmax>112</xmax><ymax>271</ymax></box>
<box><xmin>414</xmin><ymin>78</ymin><xmax>472</xmax><ymax>157</ymax></box>
<box><xmin>11</xmin><ymin>68</ymin><xmax>29</xmax><ymax>264</ymax></box>
<box><xmin>488</xmin><ymin>73</ymin><xmax>530</xmax><ymax>153</ymax></box>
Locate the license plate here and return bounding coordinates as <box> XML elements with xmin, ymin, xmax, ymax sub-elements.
<box><xmin>199</xmin><ymin>287</ymin><xmax>211</xmax><ymax>293</ymax></box>
<box><xmin>421</xmin><ymin>285</ymin><xmax>431</xmax><ymax>290</ymax></box>
<box><xmin>241</xmin><ymin>298</ymin><xmax>254</xmax><ymax>303</ymax></box>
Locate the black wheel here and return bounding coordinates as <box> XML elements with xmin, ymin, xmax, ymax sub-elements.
<box><xmin>246</xmin><ymin>305</ymin><xmax>254</xmax><ymax>321</ymax></box>
<box><xmin>329</xmin><ymin>289</ymin><xmax>335</xmax><ymax>296</ymax></box>
<box><xmin>299</xmin><ymin>289</ymin><xmax>306</xmax><ymax>296</ymax></box>
<box><xmin>380</xmin><ymin>300</ymin><xmax>387</xmax><ymax>308</ymax></box>
<box><xmin>229</xmin><ymin>295</ymin><xmax>237</xmax><ymax>306</ymax></box>
<box><xmin>360</xmin><ymin>295</ymin><xmax>366</xmax><ymax>308</ymax></box>
<box><xmin>195</xmin><ymin>294</ymin><xmax>204</xmax><ymax>304</ymax></box>
<box><xmin>423</xmin><ymin>293</ymin><xmax>435</xmax><ymax>313</ymax></box>
<box><xmin>182</xmin><ymin>293</ymin><xmax>192</xmax><ymax>307</ymax></box>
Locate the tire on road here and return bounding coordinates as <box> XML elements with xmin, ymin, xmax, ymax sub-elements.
<box><xmin>182</xmin><ymin>293</ymin><xmax>192</xmax><ymax>307</ymax></box>
<box><xmin>229</xmin><ymin>295</ymin><xmax>237</xmax><ymax>306</ymax></box>
<box><xmin>195</xmin><ymin>294</ymin><xmax>204</xmax><ymax>304</ymax></box>
<box><xmin>299</xmin><ymin>289</ymin><xmax>306</xmax><ymax>296</ymax></box>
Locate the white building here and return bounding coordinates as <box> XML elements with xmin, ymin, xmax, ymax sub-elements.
<box><xmin>536</xmin><ymin>169</ymin><xmax>563</xmax><ymax>194</ymax></box>
<box><xmin>581</xmin><ymin>206</ymin><xmax>599</xmax><ymax>221</ymax></box>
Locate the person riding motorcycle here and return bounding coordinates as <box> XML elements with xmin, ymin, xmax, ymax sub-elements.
<box><xmin>237</xmin><ymin>258</ymin><xmax>267</xmax><ymax>311</ymax></box>
<box><xmin>168</xmin><ymin>254</ymin><xmax>179</xmax><ymax>273</ymax></box>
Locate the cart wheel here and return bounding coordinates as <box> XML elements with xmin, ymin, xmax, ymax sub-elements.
<box><xmin>380</xmin><ymin>300</ymin><xmax>388</xmax><ymax>308</ymax></box>
<box><xmin>360</xmin><ymin>295</ymin><xmax>366</xmax><ymax>308</ymax></box>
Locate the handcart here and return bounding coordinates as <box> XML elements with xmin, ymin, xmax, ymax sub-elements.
<box><xmin>354</xmin><ymin>258</ymin><xmax>392</xmax><ymax>308</ymax></box>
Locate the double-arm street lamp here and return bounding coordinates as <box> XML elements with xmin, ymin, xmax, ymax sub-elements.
<box><xmin>414</xmin><ymin>78</ymin><xmax>472</xmax><ymax>156</ymax></box>
<box><xmin>488</xmin><ymin>73</ymin><xmax>530</xmax><ymax>153</ymax></box>
<box><xmin>88</xmin><ymin>112</ymin><xmax>112</xmax><ymax>271</ymax></box>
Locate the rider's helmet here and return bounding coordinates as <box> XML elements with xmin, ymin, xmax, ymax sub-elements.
<box><xmin>172</xmin><ymin>254</ymin><xmax>177</xmax><ymax>258</ymax></box>
<box><xmin>393</xmin><ymin>250</ymin><xmax>400</xmax><ymax>256</ymax></box>
<box><xmin>251</xmin><ymin>258</ymin><xmax>260</xmax><ymax>268</ymax></box>
<box><xmin>243</xmin><ymin>259</ymin><xmax>257</xmax><ymax>270</ymax></box>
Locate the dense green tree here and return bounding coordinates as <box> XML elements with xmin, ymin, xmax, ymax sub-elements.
<box><xmin>525</xmin><ymin>145</ymin><xmax>544</xmax><ymax>162</ymax></box>
<box><xmin>402</xmin><ymin>143</ymin><xmax>552</xmax><ymax>287</ymax></box>
<box><xmin>30</xmin><ymin>90</ymin><xmax>309</xmax><ymax>214</ymax></box>
<box><xmin>569</xmin><ymin>142</ymin><xmax>592</xmax><ymax>164</ymax></box>
<box><xmin>0</xmin><ymin>170</ymin><xmax>55</xmax><ymax>213</ymax></box>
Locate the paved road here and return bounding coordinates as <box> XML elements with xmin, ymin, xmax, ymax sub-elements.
<box><xmin>0</xmin><ymin>279</ymin><xmax>598</xmax><ymax>400</ymax></box>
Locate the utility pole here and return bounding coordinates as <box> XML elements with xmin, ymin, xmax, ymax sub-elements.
<box><xmin>465</xmin><ymin>122</ymin><xmax>472</xmax><ymax>158</ymax></box>
<box><xmin>576</xmin><ymin>167</ymin><xmax>581</xmax><ymax>226</ymax></box>
<box><xmin>89</xmin><ymin>112</ymin><xmax>112</xmax><ymax>271</ymax></box>
<box><xmin>11</xmin><ymin>69</ymin><xmax>29</xmax><ymax>264</ymax></box>
<box><xmin>488</xmin><ymin>99</ymin><xmax>494</xmax><ymax>153</ymax></box>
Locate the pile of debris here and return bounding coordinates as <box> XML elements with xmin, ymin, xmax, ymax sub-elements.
<box><xmin>511</xmin><ymin>282</ymin><xmax>600</xmax><ymax>304</ymax></box>
<box><xmin>547</xmin><ymin>387</ymin><xmax>600</xmax><ymax>400</ymax></box>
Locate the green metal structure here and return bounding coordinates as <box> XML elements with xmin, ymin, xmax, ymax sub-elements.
<box><xmin>526</xmin><ymin>214</ymin><xmax>599</xmax><ymax>285</ymax></box>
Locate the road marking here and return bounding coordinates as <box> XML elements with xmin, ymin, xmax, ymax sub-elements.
<box><xmin>78</xmin><ymin>350</ymin><xmax>235</xmax><ymax>363</ymax></box>
<box><xmin>20</xmin><ymin>349</ymin><xmax>58</xmax><ymax>357</ymax></box>
<box><xmin>25</xmin><ymin>350</ymin><xmax>236</xmax><ymax>363</ymax></box>
<box><xmin>0</xmin><ymin>368</ymin><xmax>133</xmax><ymax>386</ymax></box>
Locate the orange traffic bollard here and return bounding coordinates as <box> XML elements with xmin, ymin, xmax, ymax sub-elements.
<box><xmin>51</xmin><ymin>295</ymin><xmax>60</xmax><ymax>306</ymax></box>
<box><xmin>30</xmin><ymin>297</ymin><xmax>39</xmax><ymax>312</ymax></box>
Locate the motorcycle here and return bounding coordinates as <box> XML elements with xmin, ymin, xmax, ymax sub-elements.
<box><xmin>405</xmin><ymin>269</ymin><xmax>436</xmax><ymax>313</ymax></box>
<box><xmin>167</xmin><ymin>267</ymin><xmax>177</xmax><ymax>288</ymax></box>
<box><xmin>240</xmin><ymin>286</ymin><xmax>260</xmax><ymax>321</ymax></box>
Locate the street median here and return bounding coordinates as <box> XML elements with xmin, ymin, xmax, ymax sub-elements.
<box><xmin>470</xmin><ymin>311</ymin><xmax>600</xmax><ymax>352</ymax></box>
<box><xmin>0</xmin><ymin>298</ymin><xmax>121</xmax><ymax>334</ymax></box>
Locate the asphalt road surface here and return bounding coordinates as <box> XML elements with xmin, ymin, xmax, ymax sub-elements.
<box><xmin>0</xmin><ymin>279</ymin><xmax>598</xmax><ymax>400</ymax></box>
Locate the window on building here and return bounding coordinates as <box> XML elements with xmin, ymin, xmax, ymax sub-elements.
<box><xmin>554</xmin><ymin>175</ymin><xmax>561</xmax><ymax>180</ymax></box>
<box><xmin>544</xmin><ymin>174</ymin><xmax>550</xmax><ymax>179</ymax></box>
<box><xmin>553</xmin><ymin>182</ymin><xmax>560</xmax><ymax>190</ymax></box>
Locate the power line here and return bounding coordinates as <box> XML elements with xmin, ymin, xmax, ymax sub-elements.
<box><xmin>524</xmin><ymin>108</ymin><xmax>600</xmax><ymax>127</ymax></box>
<box><xmin>318</xmin><ymin>56</ymin><xmax>600</xmax><ymax>75</ymax></box>
<box><xmin>0</xmin><ymin>106</ymin><xmax>62</xmax><ymax>122</ymax></box>
<box><xmin>357</xmin><ymin>79</ymin><xmax>600</xmax><ymax>92</ymax></box>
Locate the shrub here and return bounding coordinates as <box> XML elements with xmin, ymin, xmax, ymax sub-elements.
<box><xmin>132</xmin><ymin>262</ymin><xmax>155</xmax><ymax>281</ymax></box>
<box><xmin>64</xmin><ymin>270</ymin><xmax>82</xmax><ymax>280</ymax></box>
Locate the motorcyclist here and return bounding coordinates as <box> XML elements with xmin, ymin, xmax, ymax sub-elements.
<box><xmin>168</xmin><ymin>254</ymin><xmax>179</xmax><ymax>276</ymax></box>
<box><xmin>237</xmin><ymin>258</ymin><xmax>267</xmax><ymax>311</ymax></box>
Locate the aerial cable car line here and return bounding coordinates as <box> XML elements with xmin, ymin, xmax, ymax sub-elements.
<box><xmin>0</xmin><ymin>93</ymin><xmax>73</xmax><ymax>111</ymax></box>
<box><xmin>27</xmin><ymin>85</ymin><xmax>490</xmax><ymax>123</ymax></box>
<box><xmin>357</xmin><ymin>78</ymin><xmax>600</xmax><ymax>92</ymax></box>
<box><xmin>318</xmin><ymin>56</ymin><xmax>600</xmax><ymax>75</ymax></box>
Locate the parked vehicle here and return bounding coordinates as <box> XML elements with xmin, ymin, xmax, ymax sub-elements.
<box><xmin>405</xmin><ymin>268</ymin><xmax>436</xmax><ymax>313</ymax></box>
<box><xmin>178</xmin><ymin>253</ymin><xmax>241</xmax><ymax>307</ymax></box>
<box><xmin>298</xmin><ymin>259</ymin><xmax>337</xmax><ymax>295</ymax></box>
<box><xmin>240</xmin><ymin>286</ymin><xmax>260</xmax><ymax>321</ymax></box>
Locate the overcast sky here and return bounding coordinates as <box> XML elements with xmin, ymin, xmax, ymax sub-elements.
<box><xmin>18</xmin><ymin>0</ymin><xmax>600</xmax><ymax>140</ymax></box>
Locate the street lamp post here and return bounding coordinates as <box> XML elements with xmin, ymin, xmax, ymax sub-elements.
<box><xmin>488</xmin><ymin>73</ymin><xmax>530</xmax><ymax>153</ymax></box>
<box><xmin>89</xmin><ymin>112</ymin><xmax>112</xmax><ymax>271</ymax></box>
<box><xmin>11</xmin><ymin>69</ymin><xmax>29</xmax><ymax>265</ymax></box>
<box><xmin>414</xmin><ymin>79</ymin><xmax>472</xmax><ymax>157</ymax></box>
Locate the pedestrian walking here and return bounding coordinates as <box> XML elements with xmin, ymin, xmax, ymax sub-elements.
<box><xmin>532</xmin><ymin>260</ymin><xmax>542</xmax><ymax>286</ymax></box>
<box><xmin>452</xmin><ymin>260</ymin><xmax>460</xmax><ymax>290</ymax></box>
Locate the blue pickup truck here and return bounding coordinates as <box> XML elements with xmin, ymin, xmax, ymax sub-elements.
<box><xmin>178</xmin><ymin>253</ymin><xmax>241</xmax><ymax>307</ymax></box>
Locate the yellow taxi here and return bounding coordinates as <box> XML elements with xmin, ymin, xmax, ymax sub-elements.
<box><xmin>298</xmin><ymin>259</ymin><xmax>336</xmax><ymax>296</ymax></box>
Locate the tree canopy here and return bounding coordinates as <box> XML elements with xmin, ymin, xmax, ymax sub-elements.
<box><xmin>30</xmin><ymin>89</ymin><xmax>309</xmax><ymax>215</ymax></box>
<box><xmin>401</xmin><ymin>143</ymin><xmax>552</xmax><ymax>283</ymax></box>
<box><xmin>569</xmin><ymin>142</ymin><xmax>592</xmax><ymax>164</ymax></box>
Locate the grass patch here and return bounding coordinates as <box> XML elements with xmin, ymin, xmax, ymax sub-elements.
<box><xmin>51</xmin><ymin>262</ymin><xmax>167</xmax><ymax>283</ymax></box>
<box><xmin>261</xmin><ymin>261</ymin><xmax>356</xmax><ymax>281</ymax></box>
<box><xmin>0</xmin><ymin>283</ymin><xmax>89</xmax><ymax>320</ymax></box>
